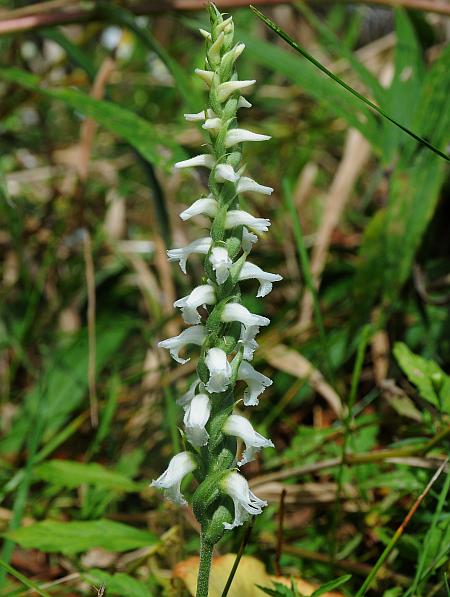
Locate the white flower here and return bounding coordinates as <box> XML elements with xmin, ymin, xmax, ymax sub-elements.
<box><xmin>158</xmin><ymin>325</ymin><xmax>206</xmax><ymax>364</ymax></box>
<box><xmin>222</xmin><ymin>303</ymin><xmax>270</xmax><ymax>329</ymax></box>
<box><xmin>176</xmin><ymin>378</ymin><xmax>201</xmax><ymax>408</ymax></box>
<box><xmin>238</xmin><ymin>325</ymin><xmax>260</xmax><ymax>360</ymax></box>
<box><xmin>175</xmin><ymin>154</ymin><xmax>214</xmax><ymax>170</ymax></box>
<box><xmin>221</xmin><ymin>471</ymin><xmax>267</xmax><ymax>529</ymax></box>
<box><xmin>237</xmin><ymin>176</ymin><xmax>273</xmax><ymax>196</ymax></box>
<box><xmin>205</xmin><ymin>347</ymin><xmax>232</xmax><ymax>393</ymax></box>
<box><xmin>209</xmin><ymin>247</ymin><xmax>232</xmax><ymax>284</ymax></box>
<box><xmin>179</xmin><ymin>197</ymin><xmax>218</xmax><ymax>221</ymax></box>
<box><xmin>199</xmin><ymin>28</ymin><xmax>211</xmax><ymax>41</ymax></box>
<box><xmin>217</xmin><ymin>80</ymin><xmax>255</xmax><ymax>102</ymax></box>
<box><xmin>183</xmin><ymin>393</ymin><xmax>211</xmax><ymax>447</ymax></box>
<box><xmin>184</xmin><ymin>108</ymin><xmax>215</xmax><ymax>121</ymax></box>
<box><xmin>194</xmin><ymin>68</ymin><xmax>214</xmax><ymax>86</ymax></box>
<box><xmin>225</xmin><ymin>128</ymin><xmax>271</xmax><ymax>148</ymax></box>
<box><xmin>208</xmin><ymin>32</ymin><xmax>225</xmax><ymax>64</ymax></box>
<box><xmin>202</xmin><ymin>117</ymin><xmax>222</xmax><ymax>133</ymax></box>
<box><xmin>237</xmin><ymin>96</ymin><xmax>252</xmax><ymax>109</ymax></box>
<box><xmin>174</xmin><ymin>284</ymin><xmax>216</xmax><ymax>324</ymax></box>
<box><xmin>215</xmin><ymin>164</ymin><xmax>239</xmax><ymax>183</ymax></box>
<box><xmin>223</xmin><ymin>414</ymin><xmax>274</xmax><ymax>465</ymax></box>
<box><xmin>242</xmin><ymin>227</ymin><xmax>258</xmax><ymax>252</ymax></box>
<box><xmin>225</xmin><ymin>210</ymin><xmax>271</xmax><ymax>233</ymax></box>
<box><xmin>238</xmin><ymin>360</ymin><xmax>273</xmax><ymax>406</ymax></box>
<box><xmin>167</xmin><ymin>237</ymin><xmax>212</xmax><ymax>274</ymax></box>
<box><xmin>150</xmin><ymin>451</ymin><xmax>197</xmax><ymax>505</ymax></box>
<box><xmin>222</xmin><ymin>42</ymin><xmax>245</xmax><ymax>65</ymax></box>
<box><xmin>238</xmin><ymin>262</ymin><xmax>282</xmax><ymax>297</ymax></box>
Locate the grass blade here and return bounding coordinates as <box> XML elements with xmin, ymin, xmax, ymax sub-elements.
<box><xmin>0</xmin><ymin>560</ymin><xmax>52</xmax><ymax>597</ymax></box>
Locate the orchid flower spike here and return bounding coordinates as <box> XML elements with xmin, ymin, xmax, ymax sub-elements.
<box><xmin>151</xmin><ymin>451</ymin><xmax>197</xmax><ymax>505</ymax></box>
<box><xmin>223</xmin><ymin>414</ymin><xmax>274</xmax><ymax>465</ymax></box>
<box><xmin>221</xmin><ymin>471</ymin><xmax>267</xmax><ymax>529</ymax></box>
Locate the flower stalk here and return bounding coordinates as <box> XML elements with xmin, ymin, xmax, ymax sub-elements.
<box><xmin>152</xmin><ymin>4</ymin><xmax>281</xmax><ymax>595</ymax></box>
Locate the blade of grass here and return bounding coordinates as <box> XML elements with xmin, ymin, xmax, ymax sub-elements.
<box><xmin>354</xmin><ymin>459</ymin><xmax>449</xmax><ymax>597</ymax></box>
<box><xmin>164</xmin><ymin>385</ymin><xmax>181</xmax><ymax>454</ymax></box>
<box><xmin>221</xmin><ymin>520</ymin><xmax>254</xmax><ymax>597</ymax></box>
<box><xmin>0</xmin><ymin>560</ymin><xmax>52</xmax><ymax>597</ymax></box>
<box><xmin>250</xmin><ymin>5</ymin><xmax>449</xmax><ymax>162</ymax></box>
<box><xmin>282</xmin><ymin>179</ymin><xmax>334</xmax><ymax>385</ymax></box>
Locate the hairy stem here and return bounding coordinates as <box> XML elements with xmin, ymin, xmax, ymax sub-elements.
<box><xmin>196</xmin><ymin>533</ymin><xmax>214</xmax><ymax>597</ymax></box>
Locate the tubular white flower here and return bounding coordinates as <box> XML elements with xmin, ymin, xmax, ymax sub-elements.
<box><xmin>221</xmin><ymin>471</ymin><xmax>267</xmax><ymax>529</ymax></box>
<box><xmin>208</xmin><ymin>32</ymin><xmax>225</xmax><ymax>64</ymax></box>
<box><xmin>177</xmin><ymin>378</ymin><xmax>201</xmax><ymax>407</ymax></box>
<box><xmin>175</xmin><ymin>154</ymin><xmax>215</xmax><ymax>170</ymax></box>
<box><xmin>205</xmin><ymin>347</ymin><xmax>232</xmax><ymax>393</ymax></box>
<box><xmin>237</xmin><ymin>96</ymin><xmax>252</xmax><ymax>109</ymax></box>
<box><xmin>199</xmin><ymin>28</ymin><xmax>212</xmax><ymax>41</ymax></box>
<box><xmin>222</xmin><ymin>303</ymin><xmax>270</xmax><ymax>329</ymax></box>
<box><xmin>238</xmin><ymin>360</ymin><xmax>273</xmax><ymax>406</ymax></box>
<box><xmin>215</xmin><ymin>164</ymin><xmax>239</xmax><ymax>183</ymax></box>
<box><xmin>223</xmin><ymin>414</ymin><xmax>274</xmax><ymax>465</ymax></box>
<box><xmin>183</xmin><ymin>393</ymin><xmax>211</xmax><ymax>447</ymax></box>
<box><xmin>217</xmin><ymin>80</ymin><xmax>255</xmax><ymax>102</ymax></box>
<box><xmin>237</xmin><ymin>176</ymin><xmax>273</xmax><ymax>196</ymax></box>
<box><xmin>202</xmin><ymin>117</ymin><xmax>223</xmax><ymax>133</ymax></box>
<box><xmin>184</xmin><ymin>108</ymin><xmax>215</xmax><ymax>121</ymax></box>
<box><xmin>225</xmin><ymin>128</ymin><xmax>271</xmax><ymax>148</ymax></box>
<box><xmin>225</xmin><ymin>210</ymin><xmax>271</xmax><ymax>233</ymax></box>
<box><xmin>242</xmin><ymin>227</ymin><xmax>258</xmax><ymax>252</ymax></box>
<box><xmin>195</xmin><ymin>68</ymin><xmax>215</xmax><ymax>86</ymax></box>
<box><xmin>238</xmin><ymin>262</ymin><xmax>283</xmax><ymax>297</ymax></box>
<box><xmin>222</xmin><ymin>42</ymin><xmax>245</xmax><ymax>64</ymax></box>
<box><xmin>238</xmin><ymin>325</ymin><xmax>260</xmax><ymax>360</ymax></box>
<box><xmin>179</xmin><ymin>197</ymin><xmax>218</xmax><ymax>221</ymax></box>
<box><xmin>151</xmin><ymin>451</ymin><xmax>197</xmax><ymax>505</ymax></box>
<box><xmin>174</xmin><ymin>284</ymin><xmax>216</xmax><ymax>324</ymax></box>
<box><xmin>158</xmin><ymin>325</ymin><xmax>207</xmax><ymax>364</ymax></box>
<box><xmin>209</xmin><ymin>246</ymin><xmax>232</xmax><ymax>284</ymax></box>
<box><xmin>167</xmin><ymin>237</ymin><xmax>212</xmax><ymax>274</ymax></box>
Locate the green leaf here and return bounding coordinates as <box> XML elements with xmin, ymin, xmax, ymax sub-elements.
<box><xmin>33</xmin><ymin>460</ymin><xmax>141</xmax><ymax>492</ymax></box>
<box><xmin>0</xmin><ymin>67</ymin><xmax>185</xmax><ymax>169</ymax></box>
<box><xmin>5</xmin><ymin>519</ymin><xmax>157</xmax><ymax>554</ymax></box>
<box><xmin>393</xmin><ymin>342</ymin><xmax>450</xmax><ymax>413</ymax></box>
<box><xmin>250</xmin><ymin>5</ymin><xmax>449</xmax><ymax>162</ymax></box>
<box><xmin>84</xmin><ymin>570</ymin><xmax>151</xmax><ymax>597</ymax></box>
<box><xmin>310</xmin><ymin>574</ymin><xmax>352</xmax><ymax>596</ymax></box>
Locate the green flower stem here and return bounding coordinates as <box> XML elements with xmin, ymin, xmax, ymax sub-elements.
<box><xmin>196</xmin><ymin>533</ymin><xmax>214</xmax><ymax>597</ymax></box>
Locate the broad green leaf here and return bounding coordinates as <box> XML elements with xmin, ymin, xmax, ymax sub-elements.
<box><xmin>84</xmin><ymin>570</ymin><xmax>150</xmax><ymax>597</ymax></box>
<box><xmin>5</xmin><ymin>519</ymin><xmax>157</xmax><ymax>554</ymax></box>
<box><xmin>0</xmin><ymin>67</ymin><xmax>185</xmax><ymax>169</ymax></box>
<box><xmin>0</xmin><ymin>319</ymin><xmax>135</xmax><ymax>455</ymax></box>
<box><xmin>33</xmin><ymin>460</ymin><xmax>141</xmax><ymax>492</ymax></box>
<box><xmin>393</xmin><ymin>342</ymin><xmax>450</xmax><ymax>413</ymax></box>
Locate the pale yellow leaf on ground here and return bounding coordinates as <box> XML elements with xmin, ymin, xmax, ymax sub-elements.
<box><xmin>173</xmin><ymin>553</ymin><xmax>343</xmax><ymax>596</ymax></box>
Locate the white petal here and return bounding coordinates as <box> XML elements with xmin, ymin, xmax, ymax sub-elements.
<box><xmin>238</xmin><ymin>325</ymin><xmax>260</xmax><ymax>360</ymax></box>
<box><xmin>238</xmin><ymin>360</ymin><xmax>272</xmax><ymax>406</ymax></box>
<box><xmin>239</xmin><ymin>262</ymin><xmax>282</xmax><ymax>297</ymax></box>
<box><xmin>174</xmin><ymin>284</ymin><xmax>216</xmax><ymax>324</ymax></box>
<box><xmin>175</xmin><ymin>154</ymin><xmax>214</xmax><ymax>170</ymax></box>
<box><xmin>225</xmin><ymin>128</ymin><xmax>271</xmax><ymax>148</ymax></box>
<box><xmin>221</xmin><ymin>472</ymin><xmax>267</xmax><ymax>529</ymax></box>
<box><xmin>195</xmin><ymin>68</ymin><xmax>214</xmax><ymax>86</ymax></box>
<box><xmin>177</xmin><ymin>378</ymin><xmax>201</xmax><ymax>408</ymax></box>
<box><xmin>208</xmin><ymin>32</ymin><xmax>224</xmax><ymax>64</ymax></box>
<box><xmin>167</xmin><ymin>237</ymin><xmax>212</xmax><ymax>274</ymax></box>
<box><xmin>209</xmin><ymin>246</ymin><xmax>232</xmax><ymax>284</ymax></box>
<box><xmin>179</xmin><ymin>197</ymin><xmax>218</xmax><ymax>221</ymax></box>
<box><xmin>150</xmin><ymin>451</ymin><xmax>197</xmax><ymax>505</ymax></box>
<box><xmin>221</xmin><ymin>303</ymin><xmax>270</xmax><ymax>329</ymax></box>
<box><xmin>237</xmin><ymin>176</ymin><xmax>273</xmax><ymax>196</ymax></box>
<box><xmin>184</xmin><ymin>109</ymin><xmax>215</xmax><ymax>122</ymax></box>
<box><xmin>199</xmin><ymin>28</ymin><xmax>211</xmax><ymax>41</ymax></box>
<box><xmin>158</xmin><ymin>325</ymin><xmax>206</xmax><ymax>364</ymax></box>
<box><xmin>223</xmin><ymin>414</ymin><xmax>274</xmax><ymax>465</ymax></box>
<box><xmin>216</xmin><ymin>16</ymin><xmax>233</xmax><ymax>34</ymax></box>
<box><xmin>202</xmin><ymin>117</ymin><xmax>222</xmax><ymax>133</ymax></box>
<box><xmin>237</xmin><ymin>96</ymin><xmax>252</xmax><ymax>109</ymax></box>
<box><xmin>184</xmin><ymin>393</ymin><xmax>211</xmax><ymax>447</ymax></box>
<box><xmin>205</xmin><ymin>347</ymin><xmax>232</xmax><ymax>393</ymax></box>
<box><xmin>242</xmin><ymin>227</ymin><xmax>258</xmax><ymax>252</ymax></box>
<box><xmin>217</xmin><ymin>80</ymin><xmax>255</xmax><ymax>102</ymax></box>
<box><xmin>215</xmin><ymin>164</ymin><xmax>239</xmax><ymax>183</ymax></box>
<box><xmin>225</xmin><ymin>210</ymin><xmax>271</xmax><ymax>233</ymax></box>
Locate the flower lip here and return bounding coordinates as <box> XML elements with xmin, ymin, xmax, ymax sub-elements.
<box><xmin>221</xmin><ymin>303</ymin><xmax>270</xmax><ymax>329</ymax></box>
<box><xmin>205</xmin><ymin>347</ymin><xmax>232</xmax><ymax>393</ymax></box>
<box><xmin>238</xmin><ymin>262</ymin><xmax>282</xmax><ymax>298</ymax></box>
<box><xmin>151</xmin><ymin>451</ymin><xmax>197</xmax><ymax>505</ymax></box>
<box><xmin>179</xmin><ymin>197</ymin><xmax>218</xmax><ymax>221</ymax></box>
<box><xmin>237</xmin><ymin>360</ymin><xmax>273</xmax><ymax>406</ymax></box>
<box><xmin>158</xmin><ymin>325</ymin><xmax>207</xmax><ymax>364</ymax></box>
<box><xmin>167</xmin><ymin>237</ymin><xmax>212</xmax><ymax>274</ymax></box>
<box><xmin>221</xmin><ymin>471</ymin><xmax>267</xmax><ymax>529</ymax></box>
<box><xmin>209</xmin><ymin>246</ymin><xmax>232</xmax><ymax>285</ymax></box>
<box><xmin>183</xmin><ymin>393</ymin><xmax>211</xmax><ymax>447</ymax></box>
<box><xmin>225</xmin><ymin>210</ymin><xmax>271</xmax><ymax>233</ymax></box>
<box><xmin>174</xmin><ymin>284</ymin><xmax>216</xmax><ymax>324</ymax></box>
<box><xmin>223</xmin><ymin>414</ymin><xmax>274</xmax><ymax>466</ymax></box>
